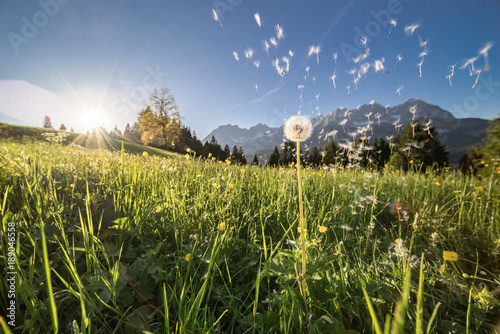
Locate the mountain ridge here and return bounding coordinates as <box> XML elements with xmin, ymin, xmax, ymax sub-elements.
<box><xmin>203</xmin><ymin>99</ymin><xmax>490</xmax><ymax>165</ymax></box>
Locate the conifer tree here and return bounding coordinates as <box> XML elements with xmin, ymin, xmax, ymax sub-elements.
<box><xmin>268</xmin><ymin>146</ymin><xmax>280</xmax><ymax>167</ymax></box>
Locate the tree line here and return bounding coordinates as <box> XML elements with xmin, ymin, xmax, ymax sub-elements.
<box><xmin>41</xmin><ymin>86</ymin><xmax>498</xmax><ymax>174</ymax></box>
<box><xmin>268</xmin><ymin>119</ymin><xmax>449</xmax><ymax>171</ymax></box>
<box><xmin>116</xmin><ymin>88</ymin><xmax>248</xmax><ymax>165</ymax></box>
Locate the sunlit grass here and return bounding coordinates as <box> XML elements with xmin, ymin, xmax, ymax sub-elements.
<box><xmin>0</xmin><ymin>139</ymin><xmax>499</xmax><ymax>333</ymax></box>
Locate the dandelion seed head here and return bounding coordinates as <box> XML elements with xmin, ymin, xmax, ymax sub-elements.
<box><xmin>284</xmin><ymin>116</ymin><xmax>313</xmax><ymax>141</ymax></box>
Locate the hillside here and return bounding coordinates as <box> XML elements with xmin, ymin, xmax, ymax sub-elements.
<box><xmin>0</xmin><ymin>122</ymin><xmax>179</xmax><ymax>159</ymax></box>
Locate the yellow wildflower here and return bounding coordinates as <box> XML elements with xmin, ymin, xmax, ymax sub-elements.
<box><xmin>218</xmin><ymin>222</ymin><xmax>225</xmax><ymax>231</ymax></box>
<box><xmin>142</xmin><ymin>151</ymin><xmax>148</xmax><ymax>157</ymax></box>
<box><xmin>319</xmin><ymin>226</ymin><xmax>328</xmax><ymax>233</ymax></box>
<box><xmin>185</xmin><ymin>254</ymin><xmax>192</xmax><ymax>261</ymax></box>
<box><xmin>443</xmin><ymin>251</ymin><xmax>458</xmax><ymax>261</ymax></box>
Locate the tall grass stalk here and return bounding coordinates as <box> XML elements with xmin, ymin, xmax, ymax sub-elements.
<box><xmin>296</xmin><ymin>139</ymin><xmax>307</xmax><ymax>303</ymax></box>
<box><xmin>416</xmin><ymin>253</ymin><xmax>425</xmax><ymax>334</ymax></box>
<box><xmin>39</xmin><ymin>217</ymin><xmax>59</xmax><ymax>333</ymax></box>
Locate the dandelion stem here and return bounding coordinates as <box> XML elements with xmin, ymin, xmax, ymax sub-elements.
<box><xmin>296</xmin><ymin>140</ymin><xmax>307</xmax><ymax>301</ymax></box>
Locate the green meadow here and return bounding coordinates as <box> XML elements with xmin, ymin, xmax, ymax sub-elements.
<box><xmin>1</xmin><ymin>133</ymin><xmax>499</xmax><ymax>333</ymax></box>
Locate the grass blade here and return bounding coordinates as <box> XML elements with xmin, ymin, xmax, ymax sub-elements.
<box><xmin>361</xmin><ymin>282</ymin><xmax>383</xmax><ymax>334</ymax></box>
<box><xmin>416</xmin><ymin>253</ymin><xmax>425</xmax><ymax>334</ymax></box>
<box><xmin>426</xmin><ymin>302</ymin><xmax>441</xmax><ymax>334</ymax></box>
<box><xmin>40</xmin><ymin>219</ymin><xmax>59</xmax><ymax>333</ymax></box>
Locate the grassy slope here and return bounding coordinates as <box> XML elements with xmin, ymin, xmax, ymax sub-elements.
<box><xmin>0</xmin><ymin>126</ymin><xmax>499</xmax><ymax>333</ymax></box>
<box><xmin>0</xmin><ymin>122</ymin><xmax>178</xmax><ymax>159</ymax></box>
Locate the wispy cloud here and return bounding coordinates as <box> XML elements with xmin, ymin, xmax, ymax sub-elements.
<box><xmin>251</xmin><ymin>85</ymin><xmax>284</xmax><ymax>104</ymax></box>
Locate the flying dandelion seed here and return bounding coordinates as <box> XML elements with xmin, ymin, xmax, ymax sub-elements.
<box><xmin>345</xmin><ymin>109</ymin><xmax>352</xmax><ymax>120</ymax></box>
<box><xmin>282</xmin><ymin>56</ymin><xmax>290</xmax><ymax>73</ymax></box>
<box><xmin>393</xmin><ymin>117</ymin><xmax>401</xmax><ymax>130</ymax></box>
<box><xmin>423</xmin><ymin>119</ymin><xmax>433</xmax><ymax>137</ymax></box>
<box><xmin>315</xmin><ymin>92</ymin><xmax>320</xmax><ymax>103</ymax></box>
<box><xmin>385</xmin><ymin>104</ymin><xmax>390</xmax><ymax>113</ymax></box>
<box><xmin>270</xmin><ymin>37</ymin><xmax>278</xmax><ymax>48</ymax></box>
<box><xmin>333</xmin><ymin>52</ymin><xmax>338</xmax><ymax>63</ymax></box>
<box><xmin>396</xmin><ymin>85</ymin><xmax>403</xmax><ymax>97</ymax></box>
<box><xmin>353</xmin><ymin>48</ymin><xmax>370</xmax><ymax>63</ymax></box>
<box><xmin>417</xmin><ymin>58</ymin><xmax>424</xmax><ymax>78</ymax></box>
<box><xmin>461</xmin><ymin>57</ymin><xmax>478</xmax><ymax>76</ymax></box>
<box><xmin>244</xmin><ymin>47</ymin><xmax>254</xmax><ymax>60</ymax></box>
<box><xmin>325</xmin><ymin>130</ymin><xmax>338</xmax><ymax>141</ymax></box>
<box><xmin>353</xmin><ymin>73</ymin><xmax>360</xmax><ymax>90</ymax></box>
<box><xmin>275</xmin><ymin>23</ymin><xmax>284</xmax><ymax>39</ymax></box>
<box><xmin>348</xmin><ymin>68</ymin><xmax>357</xmax><ymax>80</ymax></box>
<box><xmin>404</xmin><ymin>23</ymin><xmax>420</xmax><ymax>39</ymax></box>
<box><xmin>305</xmin><ymin>66</ymin><xmax>310</xmax><ymax>78</ymax></box>
<box><xmin>419</xmin><ymin>36</ymin><xmax>429</xmax><ymax>50</ymax></box>
<box><xmin>347</xmin><ymin>85</ymin><xmax>351</xmax><ymax>96</ymax></box>
<box><xmin>479</xmin><ymin>41</ymin><xmax>494</xmax><ymax>72</ymax></box>
<box><xmin>409</xmin><ymin>105</ymin><xmax>417</xmax><ymax>120</ymax></box>
<box><xmin>419</xmin><ymin>49</ymin><xmax>429</xmax><ymax>58</ymax></box>
<box><xmin>373</xmin><ymin>58</ymin><xmax>388</xmax><ymax>74</ymax></box>
<box><xmin>339</xmin><ymin>118</ymin><xmax>348</xmax><ymax>132</ymax></box>
<box><xmin>255</xmin><ymin>84</ymin><xmax>258</xmax><ymax>95</ymax></box>
<box><xmin>308</xmin><ymin>45</ymin><xmax>321</xmax><ymax>66</ymax></box>
<box><xmin>254</xmin><ymin>12</ymin><xmax>261</xmax><ymax>27</ymax></box>
<box><xmin>360</xmin><ymin>36</ymin><xmax>368</xmax><ymax>51</ymax></box>
<box><xmin>289</xmin><ymin>50</ymin><xmax>294</xmax><ymax>57</ymax></box>
<box><xmin>446</xmin><ymin>64</ymin><xmax>456</xmax><ymax>86</ymax></box>
<box><xmin>212</xmin><ymin>9</ymin><xmax>223</xmax><ymax>27</ymax></box>
<box><xmin>253</xmin><ymin>60</ymin><xmax>260</xmax><ymax>69</ymax></box>
<box><xmin>394</xmin><ymin>54</ymin><xmax>403</xmax><ymax>68</ymax></box>
<box><xmin>388</xmin><ymin>18</ymin><xmax>397</xmax><ymax>37</ymax></box>
<box><xmin>369</xmin><ymin>100</ymin><xmax>375</xmax><ymax>109</ymax></box>
<box><xmin>233</xmin><ymin>51</ymin><xmax>239</xmax><ymax>62</ymax></box>
<box><xmin>262</xmin><ymin>40</ymin><xmax>270</xmax><ymax>58</ymax></box>
<box><xmin>359</xmin><ymin>62</ymin><xmax>370</xmax><ymax>78</ymax></box>
<box><xmin>273</xmin><ymin>58</ymin><xmax>284</xmax><ymax>77</ymax></box>
<box><xmin>472</xmin><ymin>69</ymin><xmax>482</xmax><ymax>88</ymax></box>
<box><xmin>330</xmin><ymin>70</ymin><xmax>337</xmax><ymax>92</ymax></box>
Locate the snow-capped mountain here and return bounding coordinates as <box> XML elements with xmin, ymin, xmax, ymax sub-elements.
<box><xmin>203</xmin><ymin>99</ymin><xmax>489</xmax><ymax>165</ymax></box>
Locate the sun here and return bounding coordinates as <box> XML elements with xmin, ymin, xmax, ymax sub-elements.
<box><xmin>81</xmin><ymin>111</ymin><xmax>107</xmax><ymax>132</ymax></box>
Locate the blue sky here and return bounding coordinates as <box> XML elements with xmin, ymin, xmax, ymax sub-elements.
<box><xmin>0</xmin><ymin>0</ymin><xmax>499</xmax><ymax>138</ymax></box>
